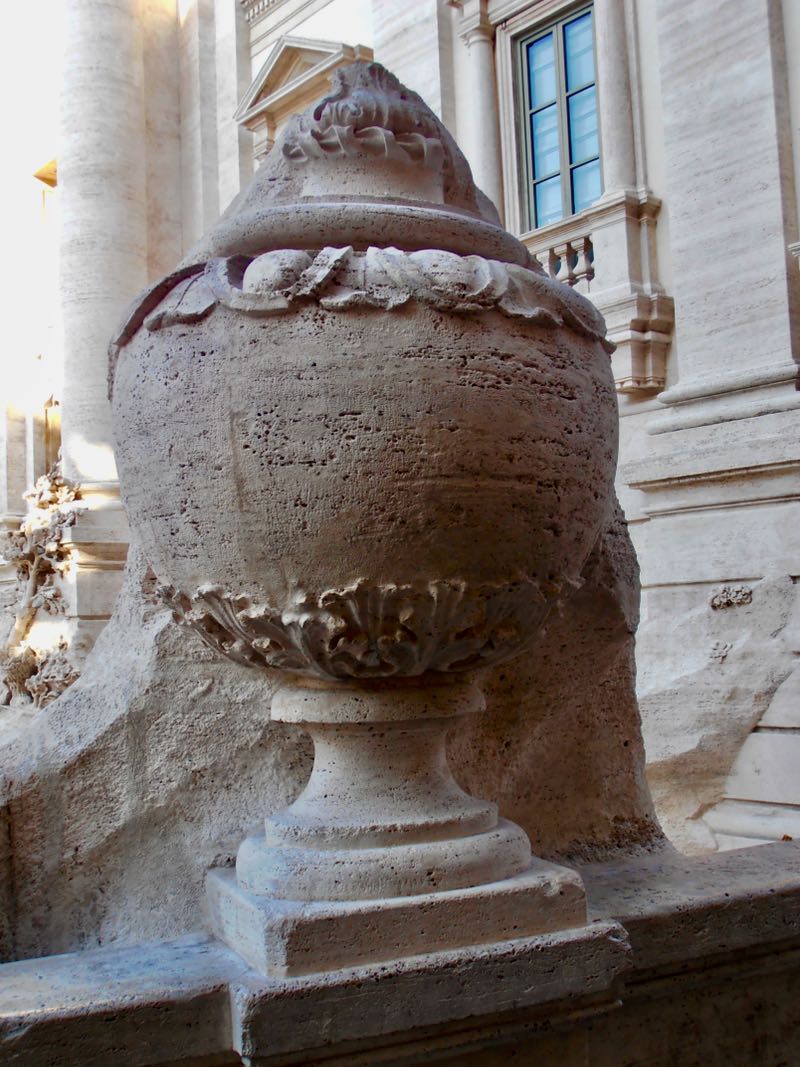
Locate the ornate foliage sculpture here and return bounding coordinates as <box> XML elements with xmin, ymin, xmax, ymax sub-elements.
<box><xmin>1</xmin><ymin>460</ymin><xmax>83</xmax><ymax>707</ymax></box>
<box><xmin>160</xmin><ymin>576</ymin><xmax>551</xmax><ymax>680</ymax></box>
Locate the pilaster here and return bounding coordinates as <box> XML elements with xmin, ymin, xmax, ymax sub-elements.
<box><xmin>456</xmin><ymin>0</ymin><xmax>504</xmax><ymax>215</ymax></box>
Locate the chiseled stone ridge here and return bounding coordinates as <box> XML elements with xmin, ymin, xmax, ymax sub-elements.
<box><xmin>111</xmin><ymin>246</ymin><xmax>613</xmax><ymax>354</ymax></box>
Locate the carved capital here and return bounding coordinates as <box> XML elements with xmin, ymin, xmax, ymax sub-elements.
<box><xmin>459</xmin><ymin>0</ymin><xmax>493</xmax><ymax>43</ymax></box>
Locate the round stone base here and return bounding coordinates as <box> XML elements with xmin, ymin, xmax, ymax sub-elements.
<box><xmin>236</xmin><ymin>818</ymin><xmax>532</xmax><ymax>901</ymax></box>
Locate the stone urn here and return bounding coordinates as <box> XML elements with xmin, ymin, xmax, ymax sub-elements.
<box><xmin>110</xmin><ymin>62</ymin><xmax>617</xmax><ymax>975</ymax></box>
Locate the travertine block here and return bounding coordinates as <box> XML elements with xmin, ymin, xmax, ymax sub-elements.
<box><xmin>207</xmin><ymin>859</ymin><xmax>586</xmax><ymax>977</ymax></box>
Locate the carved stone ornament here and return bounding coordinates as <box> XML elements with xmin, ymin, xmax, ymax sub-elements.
<box><xmin>1</xmin><ymin>459</ymin><xmax>83</xmax><ymax>708</ymax></box>
<box><xmin>109</xmin><ymin>245</ymin><xmax>613</xmax><ymax>377</ymax></box>
<box><xmin>159</xmin><ymin>576</ymin><xmax>551</xmax><ymax>681</ymax></box>
<box><xmin>710</xmin><ymin>584</ymin><xmax>753</xmax><ymax>610</ymax></box>
<box><xmin>109</xmin><ymin>61</ymin><xmax>620</xmax><ymax>973</ymax></box>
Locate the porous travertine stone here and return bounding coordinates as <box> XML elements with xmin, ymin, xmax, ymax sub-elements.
<box><xmin>0</xmin><ymin>544</ymin><xmax>298</xmax><ymax>961</ymax></box>
<box><xmin>107</xmin><ymin>59</ymin><xmax>648</xmax><ymax>972</ymax></box>
<box><xmin>2</xmin><ymin>61</ymin><xmax>664</xmax><ymax>965</ymax></box>
<box><xmin>0</xmin><ymin>504</ymin><xmax>660</xmax><ymax>961</ymax></box>
<box><xmin>3</xmin><ymin>842</ymin><xmax>800</xmax><ymax>1066</ymax></box>
<box><xmin>207</xmin><ymin>859</ymin><xmax>586</xmax><ymax>977</ymax></box>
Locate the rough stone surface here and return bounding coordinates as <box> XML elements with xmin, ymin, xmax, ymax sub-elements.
<box><xmin>2</xmin><ymin>844</ymin><xmax>800</xmax><ymax>1066</ymax></box>
<box><xmin>0</xmin><ymin>60</ymin><xmax>660</xmax><ymax>964</ymax></box>
<box><xmin>0</xmin><ymin>544</ymin><xmax>298</xmax><ymax>961</ymax></box>
<box><xmin>637</xmin><ymin>573</ymin><xmax>798</xmax><ymax>851</ymax></box>
<box><xmin>105</xmin><ymin>58</ymin><xmax>662</xmax><ymax>975</ymax></box>
<box><xmin>0</xmin><ymin>504</ymin><xmax>660</xmax><ymax>963</ymax></box>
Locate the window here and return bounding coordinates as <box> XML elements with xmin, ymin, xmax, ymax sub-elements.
<box><xmin>519</xmin><ymin>7</ymin><xmax>602</xmax><ymax>229</ymax></box>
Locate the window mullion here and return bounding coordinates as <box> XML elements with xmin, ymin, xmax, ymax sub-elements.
<box><xmin>555</xmin><ymin>22</ymin><xmax>571</xmax><ymax>218</ymax></box>
<box><xmin>519</xmin><ymin>32</ymin><xmax>535</xmax><ymax>230</ymax></box>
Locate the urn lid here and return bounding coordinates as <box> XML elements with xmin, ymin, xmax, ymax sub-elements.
<box><xmin>181</xmin><ymin>61</ymin><xmax>532</xmax><ymax>269</ymax></box>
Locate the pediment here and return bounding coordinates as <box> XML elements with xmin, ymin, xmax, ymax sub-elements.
<box><xmin>234</xmin><ymin>37</ymin><xmax>373</xmax><ymax>127</ymax></box>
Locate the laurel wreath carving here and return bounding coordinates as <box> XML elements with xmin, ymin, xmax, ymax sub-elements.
<box><xmin>159</xmin><ymin>578</ymin><xmax>552</xmax><ymax>680</ymax></box>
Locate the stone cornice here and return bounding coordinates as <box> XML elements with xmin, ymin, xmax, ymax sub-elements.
<box><xmin>520</xmin><ymin>188</ymin><xmax>661</xmax><ymax>249</ymax></box>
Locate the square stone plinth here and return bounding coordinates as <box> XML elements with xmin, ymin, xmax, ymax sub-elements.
<box><xmin>206</xmin><ymin>860</ymin><xmax>586</xmax><ymax>977</ymax></box>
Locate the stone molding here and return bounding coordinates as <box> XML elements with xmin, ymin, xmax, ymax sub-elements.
<box><xmin>458</xmin><ymin>0</ymin><xmax>493</xmax><ymax>43</ymax></box>
<box><xmin>240</xmin><ymin>0</ymin><xmax>292</xmax><ymax>24</ymax></box>
<box><xmin>109</xmin><ymin>245</ymin><xmax>613</xmax><ymax>389</ymax></box>
<box><xmin>159</xmin><ymin>576</ymin><xmax>552</xmax><ymax>680</ymax></box>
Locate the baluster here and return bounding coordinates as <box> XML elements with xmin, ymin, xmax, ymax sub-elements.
<box><xmin>555</xmin><ymin>242</ymin><xmax>576</xmax><ymax>286</ymax></box>
<box><xmin>575</xmin><ymin>236</ymin><xmax>594</xmax><ymax>284</ymax></box>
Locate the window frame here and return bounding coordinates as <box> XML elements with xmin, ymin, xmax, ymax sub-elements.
<box><xmin>515</xmin><ymin>3</ymin><xmax>603</xmax><ymax>232</ymax></box>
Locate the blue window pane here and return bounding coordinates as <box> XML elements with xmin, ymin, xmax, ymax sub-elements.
<box><xmin>528</xmin><ymin>34</ymin><xmax>556</xmax><ymax>109</ymax></box>
<box><xmin>568</xmin><ymin>86</ymin><xmax>598</xmax><ymax>163</ymax></box>
<box><xmin>572</xmin><ymin>159</ymin><xmax>602</xmax><ymax>213</ymax></box>
<box><xmin>532</xmin><ymin>105</ymin><xmax>560</xmax><ymax>178</ymax></box>
<box><xmin>535</xmin><ymin>175</ymin><xmax>563</xmax><ymax>225</ymax></box>
<box><xmin>564</xmin><ymin>12</ymin><xmax>594</xmax><ymax>90</ymax></box>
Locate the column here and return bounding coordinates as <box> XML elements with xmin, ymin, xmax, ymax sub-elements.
<box><xmin>458</xmin><ymin>0</ymin><xmax>504</xmax><ymax>217</ymax></box>
<box><xmin>58</xmin><ymin>0</ymin><xmax>149</xmax><ymax>655</ymax></box>
<box><xmin>60</xmin><ymin>0</ymin><xmax>149</xmax><ymax>486</ymax></box>
<box><xmin>593</xmin><ymin>0</ymin><xmax>636</xmax><ymax>195</ymax></box>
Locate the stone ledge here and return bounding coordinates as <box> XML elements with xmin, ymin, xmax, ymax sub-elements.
<box><xmin>580</xmin><ymin>840</ymin><xmax>800</xmax><ymax>972</ymax></box>
<box><xmin>0</xmin><ymin>923</ymin><xmax>628</xmax><ymax>1066</ymax></box>
<box><xmin>207</xmin><ymin>858</ymin><xmax>587</xmax><ymax>977</ymax></box>
<box><xmin>3</xmin><ymin>844</ymin><xmax>800</xmax><ymax>1065</ymax></box>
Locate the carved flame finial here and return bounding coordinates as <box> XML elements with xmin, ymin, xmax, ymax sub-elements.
<box><xmin>176</xmin><ymin>60</ymin><xmax>531</xmax><ymax>270</ymax></box>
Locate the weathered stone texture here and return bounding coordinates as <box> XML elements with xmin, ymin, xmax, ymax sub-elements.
<box><xmin>0</xmin><ymin>498</ymin><xmax>659</xmax><ymax>961</ymax></box>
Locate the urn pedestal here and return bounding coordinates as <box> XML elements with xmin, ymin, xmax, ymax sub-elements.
<box><xmin>206</xmin><ymin>680</ymin><xmax>586</xmax><ymax>976</ymax></box>
<box><xmin>110</xmin><ymin>62</ymin><xmax>617</xmax><ymax>977</ymax></box>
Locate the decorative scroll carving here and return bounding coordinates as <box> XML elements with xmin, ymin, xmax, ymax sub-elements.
<box><xmin>159</xmin><ymin>577</ymin><xmax>553</xmax><ymax>680</ymax></box>
<box><xmin>710</xmin><ymin>585</ymin><xmax>753</xmax><ymax>611</ymax></box>
<box><xmin>125</xmin><ymin>246</ymin><xmax>612</xmax><ymax>354</ymax></box>
<box><xmin>283</xmin><ymin>124</ymin><xmax>445</xmax><ymax>171</ymax></box>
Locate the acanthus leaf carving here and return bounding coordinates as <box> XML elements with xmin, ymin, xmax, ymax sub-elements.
<box><xmin>159</xmin><ymin>577</ymin><xmax>554</xmax><ymax>681</ymax></box>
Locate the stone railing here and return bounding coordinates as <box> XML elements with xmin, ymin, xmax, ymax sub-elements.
<box><xmin>523</xmin><ymin>214</ymin><xmax>597</xmax><ymax>292</ymax></box>
<box><xmin>240</xmin><ymin>0</ymin><xmax>290</xmax><ymax>23</ymax></box>
<box><xmin>520</xmin><ymin>191</ymin><xmax>674</xmax><ymax>394</ymax></box>
<box><xmin>534</xmin><ymin>235</ymin><xmax>595</xmax><ymax>289</ymax></box>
